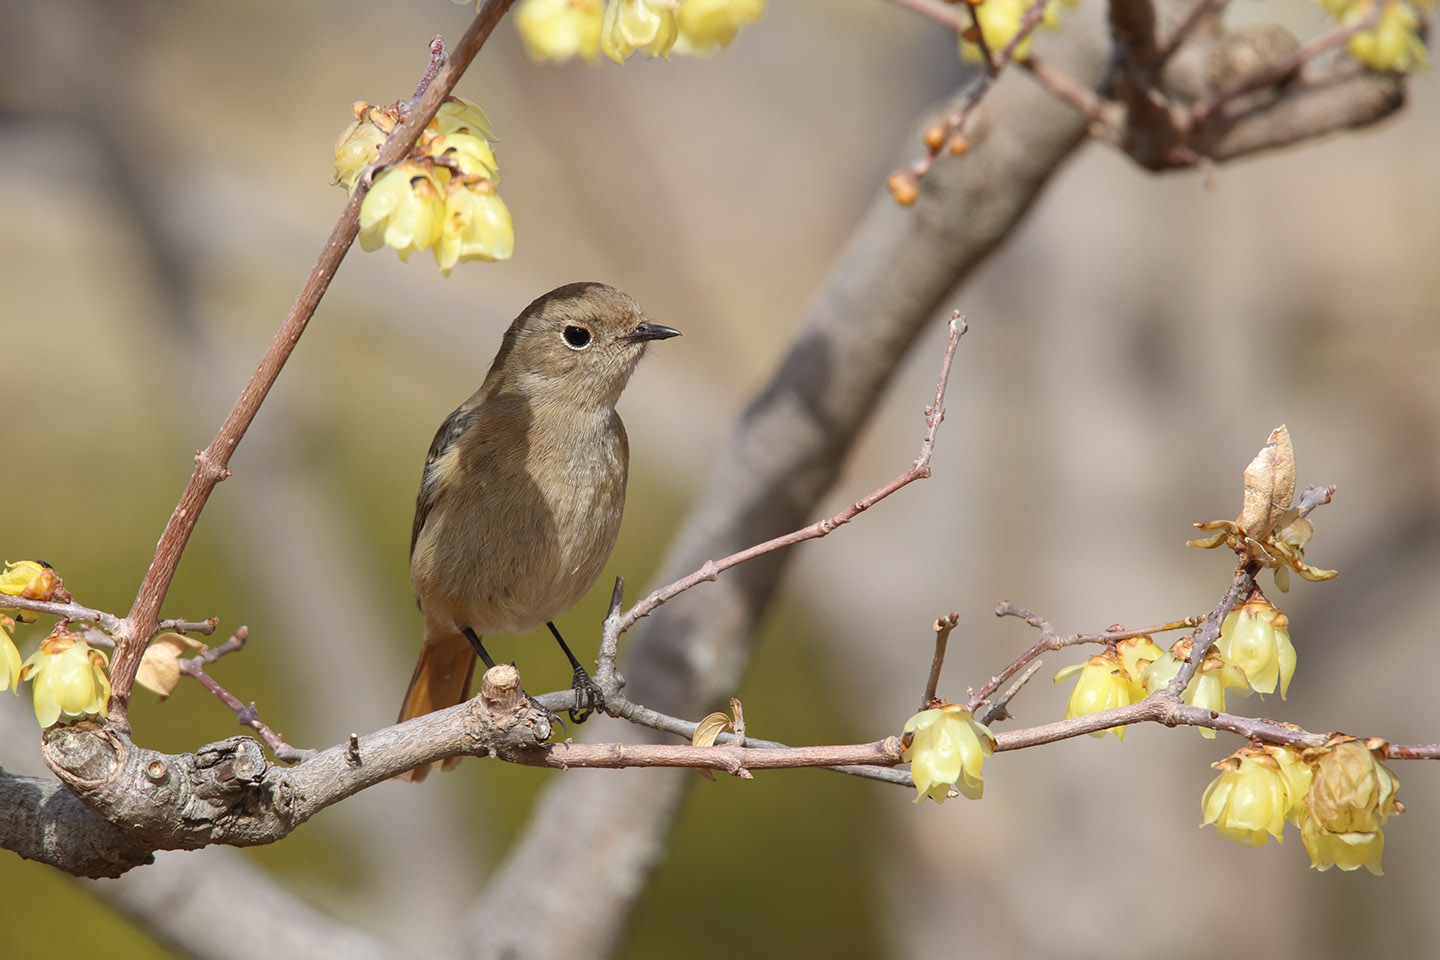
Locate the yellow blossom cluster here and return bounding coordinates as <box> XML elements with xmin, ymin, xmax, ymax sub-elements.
<box><xmin>333</xmin><ymin>97</ymin><xmax>514</xmax><ymax>274</ymax></box>
<box><xmin>901</xmin><ymin>703</ymin><xmax>995</xmax><ymax>803</ymax></box>
<box><xmin>1318</xmin><ymin>0</ymin><xmax>1432</xmax><ymax>73</ymax></box>
<box><xmin>960</xmin><ymin>0</ymin><xmax>1076</xmax><ymax>63</ymax></box>
<box><xmin>1202</xmin><ymin>736</ymin><xmax>1402</xmax><ymax>874</ymax></box>
<box><xmin>1052</xmin><ymin>596</ymin><xmax>1298</xmax><ymax>740</ymax></box>
<box><xmin>508</xmin><ymin>0</ymin><xmax>765</xmax><ymax>64</ymax></box>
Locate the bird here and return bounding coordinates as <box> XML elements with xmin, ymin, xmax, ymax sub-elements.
<box><xmin>397</xmin><ymin>282</ymin><xmax>679</xmax><ymax>781</ymax></box>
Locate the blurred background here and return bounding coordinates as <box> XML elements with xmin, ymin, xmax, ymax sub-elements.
<box><xmin>1</xmin><ymin>0</ymin><xmax>1437</xmax><ymax>957</ymax></box>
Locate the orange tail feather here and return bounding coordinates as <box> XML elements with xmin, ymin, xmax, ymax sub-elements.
<box><xmin>396</xmin><ymin>626</ymin><xmax>476</xmax><ymax>782</ymax></box>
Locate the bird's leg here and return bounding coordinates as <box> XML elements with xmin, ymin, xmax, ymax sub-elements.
<box><xmin>547</xmin><ymin>621</ymin><xmax>604</xmax><ymax>723</ymax></box>
<box><xmin>464</xmin><ymin>626</ymin><xmax>562</xmax><ymax>728</ymax></box>
<box><xmin>462</xmin><ymin>627</ymin><xmax>498</xmax><ymax>669</ymax></box>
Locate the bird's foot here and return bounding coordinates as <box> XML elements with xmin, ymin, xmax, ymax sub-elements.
<box><xmin>568</xmin><ymin>665</ymin><xmax>606</xmax><ymax>724</ymax></box>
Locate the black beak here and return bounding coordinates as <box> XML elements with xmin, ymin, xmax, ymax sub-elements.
<box><xmin>626</xmin><ymin>321</ymin><xmax>681</xmax><ymax>343</ymax></box>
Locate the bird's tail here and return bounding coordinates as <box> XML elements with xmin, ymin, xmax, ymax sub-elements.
<box><xmin>396</xmin><ymin>624</ymin><xmax>477</xmax><ymax>783</ymax></box>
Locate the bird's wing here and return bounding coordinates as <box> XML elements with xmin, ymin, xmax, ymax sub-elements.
<box><xmin>411</xmin><ymin>401</ymin><xmax>484</xmax><ymax>557</ymax></box>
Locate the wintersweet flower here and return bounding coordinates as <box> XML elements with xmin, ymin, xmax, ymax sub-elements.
<box><xmin>1</xmin><ymin>616</ymin><xmax>20</xmax><ymax>693</ymax></box>
<box><xmin>1300</xmin><ymin>812</ymin><xmax>1387</xmax><ymax>874</ymax></box>
<box><xmin>1201</xmin><ymin>747</ymin><xmax>1291</xmax><ymax>847</ymax></box>
<box><xmin>427</xmin><ymin>132</ymin><xmax>500</xmax><ymax>182</ymax></box>
<box><xmin>902</xmin><ymin>704</ymin><xmax>995</xmax><ymax>803</ymax></box>
<box><xmin>1298</xmin><ymin>735</ymin><xmax>1401</xmax><ymax>874</ymax></box>
<box><xmin>1115</xmin><ymin>635</ymin><xmax>1164</xmax><ymax>701</ymax></box>
<box><xmin>432</xmin><ymin>97</ymin><xmax>496</xmax><ymax>142</ymax></box>
<box><xmin>358</xmin><ymin>162</ymin><xmax>446</xmax><ymax>261</ymax></box>
<box><xmin>1321</xmin><ymin>0</ymin><xmax>1431</xmax><ymax>73</ymax></box>
<box><xmin>332</xmin><ymin>101</ymin><xmax>396</xmax><ymax>193</ymax></box>
<box><xmin>515</xmin><ymin>0</ymin><xmax>606</xmax><ymax>63</ymax></box>
<box><xmin>960</xmin><ymin>0</ymin><xmax>1074</xmax><ymax>62</ymax></box>
<box><xmin>1053</xmin><ymin>649</ymin><xmax>1133</xmax><ymax>740</ymax></box>
<box><xmin>1260</xmin><ymin>743</ymin><xmax>1314</xmax><ymax>824</ymax></box>
<box><xmin>1141</xmin><ymin>639</ymin><xmax>1249</xmax><ymax>738</ymax></box>
<box><xmin>435</xmin><ymin>178</ymin><xmax>516</xmax><ymax>275</ymax></box>
<box><xmin>1216</xmin><ymin>597</ymin><xmax>1296</xmax><ymax>698</ymax></box>
<box><xmin>600</xmin><ymin>0</ymin><xmax>681</xmax><ymax>63</ymax></box>
<box><xmin>19</xmin><ymin>629</ymin><xmax>111</xmax><ymax>727</ymax></box>
<box><xmin>674</xmin><ymin>0</ymin><xmax>765</xmax><ymax>54</ymax></box>
<box><xmin>0</xmin><ymin>560</ymin><xmax>67</xmax><ymax>603</ymax></box>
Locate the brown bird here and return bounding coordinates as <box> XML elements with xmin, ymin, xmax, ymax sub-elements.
<box><xmin>398</xmin><ymin>282</ymin><xmax>679</xmax><ymax>781</ymax></box>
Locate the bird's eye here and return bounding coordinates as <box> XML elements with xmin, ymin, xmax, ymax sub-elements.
<box><xmin>563</xmin><ymin>325</ymin><xmax>592</xmax><ymax>350</ymax></box>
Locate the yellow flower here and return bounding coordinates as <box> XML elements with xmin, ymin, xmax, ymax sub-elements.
<box><xmin>0</xmin><ymin>560</ymin><xmax>67</xmax><ymax>602</ymax></box>
<box><xmin>600</xmin><ymin>0</ymin><xmax>680</xmax><ymax>63</ymax></box>
<box><xmin>960</xmin><ymin>0</ymin><xmax>1073</xmax><ymax>62</ymax></box>
<box><xmin>1</xmin><ymin>616</ymin><xmax>21</xmax><ymax>693</ymax></box>
<box><xmin>358</xmin><ymin>162</ymin><xmax>446</xmax><ymax>261</ymax></box>
<box><xmin>1141</xmin><ymin>639</ymin><xmax>1249</xmax><ymax>738</ymax></box>
<box><xmin>674</xmin><ymin>0</ymin><xmax>765</xmax><ymax>54</ymax></box>
<box><xmin>18</xmin><ymin>629</ymin><xmax>111</xmax><ymax>727</ymax></box>
<box><xmin>432</xmin><ymin>97</ymin><xmax>496</xmax><ymax>142</ymax></box>
<box><xmin>1261</xmin><ymin>743</ymin><xmax>1314</xmax><ymax>824</ymax></box>
<box><xmin>428</xmin><ymin>132</ymin><xmax>500</xmax><ymax>182</ymax></box>
<box><xmin>1305</xmin><ymin>735</ymin><xmax>1401</xmax><ymax>834</ymax></box>
<box><xmin>435</xmin><ymin>178</ymin><xmax>516</xmax><ymax>275</ymax></box>
<box><xmin>515</xmin><ymin>0</ymin><xmax>605</xmax><ymax>63</ymax></box>
<box><xmin>1115</xmin><ymin>635</ymin><xmax>1164</xmax><ymax>701</ymax></box>
<box><xmin>1201</xmin><ymin>746</ymin><xmax>1291</xmax><ymax>847</ymax></box>
<box><xmin>332</xmin><ymin>101</ymin><xmax>396</xmax><ymax>193</ymax></box>
<box><xmin>1215</xmin><ymin>598</ymin><xmax>1296</xmax><ymax>698</ymax></box>
<box><xmin>1300</xmin><ymin>812</ymin><xmax>1387</xmax><ymax>875</ymax></box>
<box><xmin>1054</xmin><ymin>649</ymin><xmax>1133</xmax><ymax>740</ymax></box>
<box><xmin>902</xmin><ymin>704</ymin><xmax>995</xmax><ymax>802</ymax></box>
<box><xmin>1297</xmin><ymin>735</ymin><xmax>1401</xmax><ymax>875</ymax></box>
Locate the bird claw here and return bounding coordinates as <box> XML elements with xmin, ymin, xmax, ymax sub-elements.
<box><xmin>568</xmin><ymin>666</ymin><xmax>605</xmax><ymax>724</ymax></box>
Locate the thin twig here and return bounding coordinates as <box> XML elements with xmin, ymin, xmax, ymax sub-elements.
<box><xmin>592</xmin><ymin>691</ymin><xmax>919</xmax><ymax>788</ymax></box>
<box><xmin>2</xmin><ymin>596</ymin><xmax>122</xmax><ymax>632</ymax></box>
<box><xmin>608</xmin><ymin>314</ymin><xmax>968</xmax><ymax>643</ymax></box>
<box><xmin>1020</xmin><ymin>55</ymin><xmax>1123</xmax><ymax>141</ymax></box>
<box><xmin>105</xmin><ymin>0</ymin><xmax>519</xmax><ymax>721</ymax></box>
<box><xmin>921</xmin><ymin>612</ymin><xmax>959</xmax><ymax>710</ymax></box>
<box><xmin>977</xmin><ymin>660</ymin><xmax>1044</xmax><ymax>725</ymax></box>
<box><xmin>177</xmin><ymin>642</ymin><xmax>315</xmax><ymax>763</ymax></box>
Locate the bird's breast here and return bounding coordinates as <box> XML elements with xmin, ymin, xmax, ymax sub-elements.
<box><xmin>411</xmin><ymin>408</ymin><xmax>629</xmax><ymax>636</ymax></box>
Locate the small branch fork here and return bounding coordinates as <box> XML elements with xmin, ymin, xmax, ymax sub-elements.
<box><xmin>886</xmin><ymin>0</ymin><xmax>1405</xmax><ymax>178</ymax></box>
